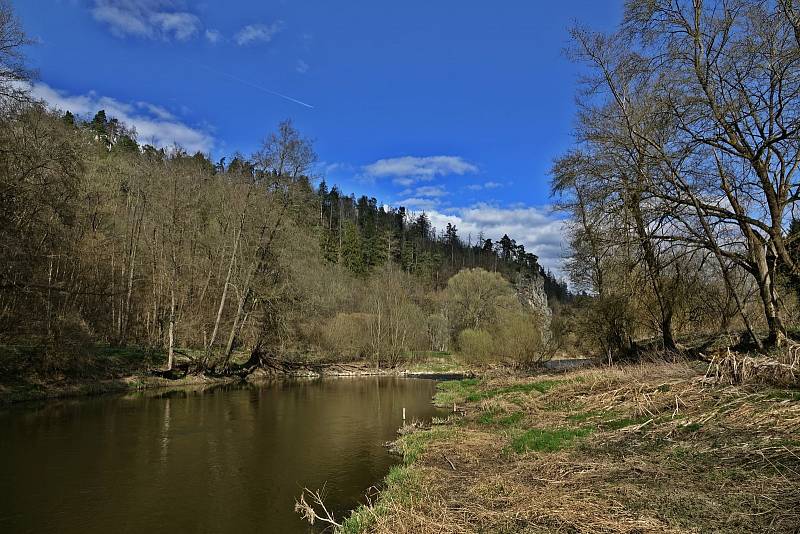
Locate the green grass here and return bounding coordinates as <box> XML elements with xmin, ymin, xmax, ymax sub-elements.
<box><xmin>679</xmin><ymin>422</ymin><xmax>703</xmax><ymax>433</ymax></box>
<box><xmin>434</xmin><ymin>378</ymin><xmax>480</xmax><ymax>406</ymax></box>
<box><xmin>510</xmin><ymin>427</ymin><xmax>594</xmax><ymax>453</ymax></box>
<box><xmin>466</xmin><ymin>379</ymin><xmax>563</xmax><ymax>402</ymax></box>
<box><xmin>764</xmin><ymin>388</ymin><xmax>800</xmax><ymax>401</ymax></box>
<box><xmin>434</xmin><ymin>377</ymin><xmax>566</xmax><ymax>412</ymax></box>
<box><xmin>478</xmin><ymin>411</ymin><xmax>524</xmax><ymax>427</ymax></box>
<box><xmin>339</xmin><ymin>464</ymin><xmax>418</xmax><ymax>533</ymax></box>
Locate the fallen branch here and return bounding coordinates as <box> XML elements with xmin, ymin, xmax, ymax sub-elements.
<box><xmin>295</xmin><ymin>486</ymin><xmax>341</xmax><ymax>529</ymax></box>
<box><xmin>442</xmin><ymin>453</ymin><xmax>456</xmax><ymax>470</ymax></box>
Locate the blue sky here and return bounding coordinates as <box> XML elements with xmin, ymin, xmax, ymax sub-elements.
<box><xmin>16</xmin><ymin>0</ymin><xmax>622</xmax><ymax>274</ymax></box>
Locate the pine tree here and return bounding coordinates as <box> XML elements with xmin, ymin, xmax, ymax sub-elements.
<box><xmin>499</xmin><ymin>234</ymin><xmax>514</xmax><ymax>261</ymax></box>
<box><xmin>90</xmin><ymin>109</ymin><xmax>107</xmax><ymax>136</ymax></box>
<box><xmin>340</xmin><ymin>220</ymin><xmax>365</xmax><ymax>275</ymax></box>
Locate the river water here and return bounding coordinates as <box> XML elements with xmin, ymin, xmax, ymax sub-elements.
<box><xmin>0</xmin><ymin>377</ymin><xmax>442</xmax><ymax>533</ymax></box>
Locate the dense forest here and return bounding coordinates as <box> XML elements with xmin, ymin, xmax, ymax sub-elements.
<box><xmin>0</xmin><ymin>2</ymin><xmax>569</xmax><ymax>375</ymax></box>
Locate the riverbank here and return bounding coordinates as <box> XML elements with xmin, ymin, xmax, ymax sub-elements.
<box><xmin>339</xmin><ymin>360</ymin><xmax>800</xmax><ymax>533</ymax></box>
<box><xmin>0</xmin><ymin>347</ymin><xmax>474</xmax><ymax>404</ymax></box>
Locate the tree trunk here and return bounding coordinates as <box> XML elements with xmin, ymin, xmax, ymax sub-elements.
<box><xmin>46</xmin><ymin>256</ymin><xmax>53</xmax><ymax>339</ymax></box>
<box><xmin>753</xmin><ymin>245</ymin><xmax>787</xmax><ymax>347</ymax></box>
<box><xmin>121</xmin><ymin>203</ymin><xmax>143</xmax><ymax>346</ymax></box>
<box><xmin>625</xmin><ymin>174</ymin><xmax>678</xmax><ymax>352</ymax></box>
<box><xmin>167</xmin><ymin>286</ymin><xmax>176</xmax><ymax>371</ymax></box>
<box><xmin>223</xmin><ymin>286</ymin><xmax>250</xmax><ymax>365</ymax></box>
<box><xmin>207</xmin><ymin>211</ymin><xmax>245</xmax><ymax>353</ymax></box>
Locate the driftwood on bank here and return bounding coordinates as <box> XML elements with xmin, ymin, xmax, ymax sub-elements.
<box><xmin>149</xmin><ymin>347</ymin><xmax>393</xmax><ymax>381</ymax></box>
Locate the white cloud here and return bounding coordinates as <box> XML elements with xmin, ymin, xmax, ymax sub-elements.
<box><xmin>137</xmin><ymin>101</ymin><xmax>175</xmax><ymax>121</ymax></box>
<box><xmin>296</xmin><ymin>59</ymin><xmax>309</xmax><ymax>74</ymax></box>
<box><xmin>29</xmin><ymin>82</ymin><xmax>214</xmax><ymax>153</ymax></box>
<box><xmin>363</xmin><ymin>155</ymin><xmax>478</xmax><ymax>185</ymax></box>
<box><xmin>319</xmin><ymin>161</ymin><xmax>353</xmax><ymax>176</ymax></box>
<box><xmin>150</xmin><ymin>12</ymin><xmax>200</xmax><ymax>40</ymax></box>
<box><xmin>90</xmin><ymin>1</ymin><xmax>202</xmax><ymax>41</ymax></box>
<box><xmin>205</xmin><ymin>29</ymin><xmax>221</xmax><ymax>44</ymax></box>
<box><xmin>467</xmin><ymin>181</ymin><xmax>503</xmax><ymax>191</ymax></box>
<box><xmin>421</xmin><ymin>203</ymin><xmax>567</xmax><ymax>275</ymax></box>
<box><xmin>415</xmin><ymin>185</ymin><xmax>448</xmax><ymax>197</ymax></box>
<box><xmin>234</xmin><ymin>22</ymin><xmax>285</xmax><ymax>46</ymax></box>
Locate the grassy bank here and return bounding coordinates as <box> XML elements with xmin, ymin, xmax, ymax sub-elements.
<box><xmin>339</xmin><ymin>361</ymin><xmax>800</xmax><ymax>533</ymax></box>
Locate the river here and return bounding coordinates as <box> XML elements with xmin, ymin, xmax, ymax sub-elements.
<box><xmin>0</xmin><ymin>377</ymin><xmax>442</xmax><ymax>533</ymax></box>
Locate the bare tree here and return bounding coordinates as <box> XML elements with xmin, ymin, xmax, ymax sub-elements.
<box><xmin>559</xmin><ymin>1</ymin><xmax>800</xmax><ymax>347</ymax></box>
<box><xmin>0</xmin><ymin>0</ymin><xmax>31</xmax><ymax>103</ymax></box>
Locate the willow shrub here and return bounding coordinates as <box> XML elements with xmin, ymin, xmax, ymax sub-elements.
<box><xmin>457</xmin><ymin>329</ymin><xmax>495</xmax><ymax>364</ymax></box>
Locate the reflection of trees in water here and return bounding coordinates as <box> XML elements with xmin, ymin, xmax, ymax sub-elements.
<box><xmin>160</xmin><ymin>397</ymin><xmax>170</xmax><ymax>465</ymax></box>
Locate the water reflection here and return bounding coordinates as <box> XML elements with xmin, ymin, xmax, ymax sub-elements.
<box><xmin>0</xmin><ymin>377</ymin><xmax>442</xmax><ymax>533</ymax></box>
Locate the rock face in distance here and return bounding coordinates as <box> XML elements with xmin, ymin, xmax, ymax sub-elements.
<box><xmin>514</xmin><ymin>272</ymin><xmax>552</xmax><ymax>343</ymax></box>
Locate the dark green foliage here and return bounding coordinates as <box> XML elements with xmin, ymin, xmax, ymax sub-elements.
<box><xmin>313</xmin><ymin>181</ymin><xmax>569</xmax><ymax>300</ymax></box>
<box><xmin>113</xmin><ymin>134</ymin><xmax>139</xmax><ymax>154</ymax></box>
<box><xmin>89</xmin><ymin>109</ymin><xmax>107</xmax><ymax>134</ymax></box>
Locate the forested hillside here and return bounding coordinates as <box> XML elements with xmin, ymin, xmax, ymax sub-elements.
<box><xmin>0</xmin><ymin>54</ymin><xmax>565</xmax><ymax>374</ymax></box>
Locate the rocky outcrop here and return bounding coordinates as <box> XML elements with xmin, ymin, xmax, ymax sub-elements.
<box><xmin>514</xmin><ymin>272</ymin><xmax>552</xmax><ymax>342</ymax></box>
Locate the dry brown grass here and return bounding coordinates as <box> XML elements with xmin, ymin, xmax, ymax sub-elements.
<box><xmin>350</xmin><ymin>361</ymin><xmax>800</xmax><ymax>533</ymax></box>
<box><xmin>705</xmin><ymin>345</ymin><xmax>800</xmax><ymax>388</ymax></box>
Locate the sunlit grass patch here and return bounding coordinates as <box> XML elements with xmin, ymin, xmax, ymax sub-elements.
<box><xmin>478</xmin><ymin>411</ymin><xmax>524</xmax><ymax>427</ymax></box>
<box><xmin>466</xmin><ymin>379</ymin><xmax>564</xmax><ymax>402</ymax></box>
<box><xmin>510</xmin><ymin>427</ymin><xmax>593</xmax><ymax>453</ymax></box>
<box><xmin>434</xmin><ymin>378</ymin><xmax>480</xmax><ymax>406</ymax></box>
<box><xmin>398</xmin><ymin>428</ymin><xmax>454</xmax><ymax>463</ymax></box>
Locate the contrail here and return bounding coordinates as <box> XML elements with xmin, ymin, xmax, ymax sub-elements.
<box><xmin>192</xmin><ymin>61</ymin><xmax>314</xmax><ymax>109</ymax></box>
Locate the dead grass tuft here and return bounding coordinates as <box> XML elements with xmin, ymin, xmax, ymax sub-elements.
<box><xmin>705</xmin><ymin>347</ymin><xmax>800</xmax><ymax>388</ymax></box>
